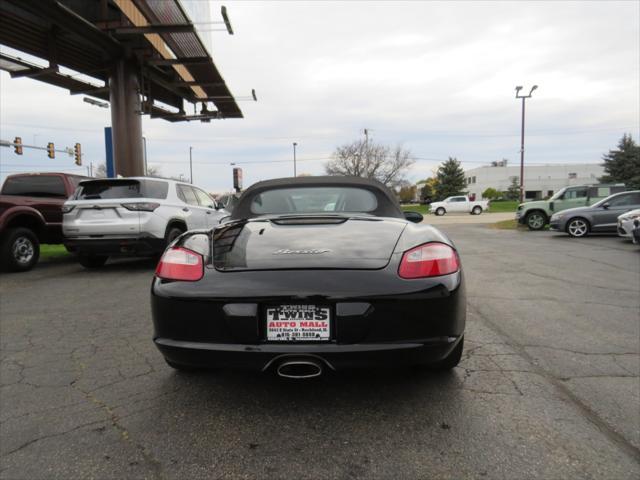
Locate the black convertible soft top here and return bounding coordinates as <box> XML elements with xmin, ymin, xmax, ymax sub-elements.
<box><xmin>230</xmin><ymin>176</ymin><xmax>404</xmax><ymax>220</ymax></box>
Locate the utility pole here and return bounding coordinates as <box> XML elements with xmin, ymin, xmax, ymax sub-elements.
<box><xmin>189</xmin><ymin>146</ymin><xmax>193</xmax><ymax>184</ymax></box>
<box><xmin>514</xmin><ymin>85</ymin><xmax>538</xmax><ymax>203</ymax></box>
<box><xmin>292</xmin><ymin>142</ymin><xmax>297</xmax><ymax>177</ymax></box>
<box><xmin>364</xmin><ymin>128</ymin><xmax>370</xmax><ymax>168</ymax></box>
<box><xmin>143</xmin><ymin>136</ymin><xmax>148</xmax><ymax>176</ymax></box>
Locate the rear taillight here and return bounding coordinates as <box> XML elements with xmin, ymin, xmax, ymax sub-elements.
<box><xmin>155</xmin><ymin>247</ymin><xmax>204</xmax><ymax>281</ymax></box>
<box><xmin>398</xmin><ymin>242</ymin><xmax>460</xmax><ymax>279</ymax></box>
<box><xmin>121</xmin><ymin>202</ymin><xmax>160</xmax><ymax>212</ymax></box>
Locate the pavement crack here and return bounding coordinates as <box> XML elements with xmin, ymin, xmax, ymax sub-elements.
<box><xmin>468</xmin><ymin>300</ymin><xmax>640</xmax><ymax>462</ymax></box>
<box><xmin>559</xmin><ymin>374</ymin><xmax>638</xmax><ymax>381</ymax></box>
<box><xmin>521</xmin><ymin>345</ymin><xmax>638</xmax><ymax>356</ymax></box>
<box><xmin>2</xmin><ymin>420</ymin><xmax>105</xmax><ymax>457</ymax></box>
<box><xmin>69</xmin><ymin>345</ymin><xmax>165</xmax><ymax>479</ymax></box>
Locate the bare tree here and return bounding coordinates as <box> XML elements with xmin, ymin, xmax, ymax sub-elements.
<box><xmin>146</xmin><ymin>165</ymin><xmax>162</xmax><ymax>177</ymax></box>
<box><xmin>94</xmin><ymin>163</ymin><xmax>107</xmax><ymax>178</ymax></box>
<box><xmin>325</xmin><ymin>139</ymin><xmax>414</xmax><ymax>187</ymax></box>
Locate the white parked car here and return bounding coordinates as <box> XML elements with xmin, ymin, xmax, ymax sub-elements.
<box><xmin>63</xmin><ymin>177</ymin><xmax>228</xmax><ymax>268</ymax></box>
<box><xmin>430</xmin><ymin>196</ymin><xmax>489</xmax><ymax>216</ymax></box>
<box><xmin>617</xmin><ymin>208</ymin><xmax>640</xmax><ymax>241</ymax></box>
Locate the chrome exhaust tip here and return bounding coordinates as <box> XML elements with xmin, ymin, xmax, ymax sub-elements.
<box><xmin>276</xmin><ymin>359</ymin><xmax>323</xmax><ymax>379</ymax></box>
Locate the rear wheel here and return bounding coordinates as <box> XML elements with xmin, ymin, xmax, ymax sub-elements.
<box><xmin>472</xmin><ymin>206</ymin><xmax>482</xmax><ymax>215</ymax></box>
<box><xmin>78</xmin><ymin>254</ymin><xmax>108</xmax><ymax>268</ymax></box>
<box><xmin>428</xmin><ymin>336</ymin><xmax>464</xmax><ymax>371</ymax></box>
<box><xmin>0</xmin><ymin>227</ymin><xmax>40</xmax><ymax>272</ymax></box>
<box><xmin>566</xmin><ymin>217</ymin><xmax>589</xmax><ymax>238</ymax></box>
<box><xmin>165</xmin><ymin>226</ymin><xmax>185</xmax><ymax>247</ymax></box>
<box><xmin>435</xmin><ymin>207</ymin><xmax>446</xmax><ymax>216</ymax></box>
<box><xmin>525</xmin><ymin>211</ymin><xmax>547</xmax><ymax>230</ymax></box>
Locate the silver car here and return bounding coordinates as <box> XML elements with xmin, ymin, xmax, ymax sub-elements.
<box><xmin>549</xmin><ymin>190</ymin><xmax>640</xmax><ymax>238</ymax></box>
<box><xmin>63</xmin><ymin>177</ymin><xmax>228</xmax><ymax>267</ymax></box>
<box><xmin>617</xmin><ymin>208</ymin><xmax>640</xmax><ymax>241</ymax></box>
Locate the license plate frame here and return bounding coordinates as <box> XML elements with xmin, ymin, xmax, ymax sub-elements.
<box><xmin>265</xmin><ymin>305</ymin><xmax>331</xmax><ymax>342</ymax></box>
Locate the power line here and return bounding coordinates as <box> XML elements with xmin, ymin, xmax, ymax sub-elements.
<box><xmin>3</xmin><ymin>122</ymin><xmax>637</xmax><ymax>140</ymax></box>
<box><xmin>2</xmin><ymin>122</ymin><xmax>102</xmax><ymax>133</ymax></box>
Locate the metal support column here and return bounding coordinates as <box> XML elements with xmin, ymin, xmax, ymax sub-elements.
<box><xmin>109</xmin><ymin>59</ymin><xmax>144</xmax><ymax>177</ymax></box>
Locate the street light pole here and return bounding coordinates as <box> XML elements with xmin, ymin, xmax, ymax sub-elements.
<box><xmin>189</xmin><ymin>146</ymin><xmax>193</xmax><ymax>184</ymax></box>
<box><xmin>515</xmin><ymin>85</ymin><xmax>538</xmax><ymax>203</ymax></box>
<box><xmin>292</xmin><ymin>142</ymin><xmax>297</xmax><ymax>177</ymax></box>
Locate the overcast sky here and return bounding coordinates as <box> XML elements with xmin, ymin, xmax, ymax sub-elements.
<box><xmin>1</xmin><ymin>0</ymin><xmax>638</xmax><ymax>192</ymax></box>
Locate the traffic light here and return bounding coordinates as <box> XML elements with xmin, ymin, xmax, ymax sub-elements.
<box><xmin>14</xmin><ymin>137</ymin><xmax>23</xmax><ymax>155</ymax></box>
<box><xmin>47</xmin><ymin>142</ymin><xmax>55</xmax><ymax>159</ymax></box>
<box><xmin>74</xmin><ymin>143</ymin><xmax>82</xmax><ymax>166</ymax></box>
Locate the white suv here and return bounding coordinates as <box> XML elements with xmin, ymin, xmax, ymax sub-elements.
<box><xmin>63</xmin><ymin>177</ymin><xmax>228</xmax><ymax>268</ymax></box>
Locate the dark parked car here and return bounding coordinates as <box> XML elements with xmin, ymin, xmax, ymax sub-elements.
<box><xmin>0</xmin><ymin>172</ymin><xmax>86</xmax><ymax>271</ymax></box>
<box><xmin>151</xmin><ymin>176</ymin><xmax>466</xmax><ymax>378</ymax></box>
<box><xmin>549</xmin><ymin>190</ymin><xmax>640</xmax><ymax>237</ymax></box>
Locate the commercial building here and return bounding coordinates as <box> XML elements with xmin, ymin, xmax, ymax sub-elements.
<box><xmin>465</xmin><ymin>163</ymin><xmax>605</xmax><ymax>200</ymax></box>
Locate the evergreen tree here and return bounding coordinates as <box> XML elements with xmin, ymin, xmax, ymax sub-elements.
<box><xmin>504</xmin><ymin>177</ymin><xmax>520</xmax><ymax>201</ymax></box>
<box><xmin>600</xmin><ymin>134</ymin><xmax>640</xmax><ymax>189</ymax></box>
<box><xmin>435</xmin><ymin>158</ymin><xmax>467</xmax><ymax>200</ymax></box>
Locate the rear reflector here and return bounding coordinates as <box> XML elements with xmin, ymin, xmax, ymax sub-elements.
<box><xmin>155</xmin><ymin>247</ymin><xmax>204</xmax><ymax>281</ymax></box>
<box><xmin>398</xmin><ymin>242</ymin><xmax>460</xmax><ymax>279</ymax></box>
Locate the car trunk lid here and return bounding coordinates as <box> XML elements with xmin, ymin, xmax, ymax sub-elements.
<box><xmin>213</xmin><ymin>216</ymin><xmax>406</xmax><ymax>271</ymax></box>
<box><xmin>63</xmin><ymin>179</ymin><xmax>146</xmax><ymax>237</ymax></box>
<box><xmin>64</xmin><ymin>199</ymin><xmax>141</xmax><ymax>236</ymax></box>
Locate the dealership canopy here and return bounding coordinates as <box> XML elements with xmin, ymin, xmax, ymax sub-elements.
<box><xmin>0</xmin><ymin>0</ymin><xmax>247</xmax><ymax>176</ymax></box>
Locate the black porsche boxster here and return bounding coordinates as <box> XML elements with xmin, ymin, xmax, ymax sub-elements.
<box><xmin>151</xmin><ymin>176</ymin><xmax>466</xmax><ymax>378</ymax></box>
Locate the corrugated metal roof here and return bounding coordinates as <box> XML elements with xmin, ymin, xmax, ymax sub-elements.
<box><xmin>0</xmin><ymin>0</ymin><xmax>244</xmax><ymax>121</ymax></box>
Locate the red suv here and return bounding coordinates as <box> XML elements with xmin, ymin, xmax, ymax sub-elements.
<box><xmin>0</xmin><ymin>172</ymin><xmax>86</xmax><ymax>272</ymax></box>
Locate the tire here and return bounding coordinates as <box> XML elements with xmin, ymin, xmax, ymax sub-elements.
<box><xmin>78</xmin><ymin>254</ymin><xmax>108</xmax><ymax>268</ymax></box>
<box><xmin>428</xmin><ymin>336</ymin><xmax>464</xmax><ymax>371</ymax></box>
<box><xmin>0</xmin><ymin>227</ymin><xmax>40</xmax><ymax>272</ymax></box>
<box><xmin>165</xmin><ymin>358</ymin><xmax>201</xmax><ymax>372</ymax></box>
<box><xmin>566</xmin><ymin>217</ymin><xmax>590</xmax><ymax>238</ymax></box>
<box><xmin>435</xmin><ymin>207</ymin><xmax>446</xmax><ymax>216</ymax></box>
<box><xmin>472</xmin><ymin>206</ymin><xmax>482</xmax><ymax>215</ymax></box>
<box><xmin>525</xmin><ymin>211</ymin><xmax>547</xmax><ymax>231</ymax></box>
<box><xmin>165</xmin><ymin>226</ymin><xmax>185</xmax><ymax>247</ymax></box>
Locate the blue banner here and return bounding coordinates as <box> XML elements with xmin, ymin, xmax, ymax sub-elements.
<box><xmin>104</xmin><ymin>127</ymin><xmax>114</xmax><ymax>178</ymax></box>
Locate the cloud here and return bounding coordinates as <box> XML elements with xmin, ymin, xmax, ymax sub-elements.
<box><xmin>1</xmin><ymin>1</ymin><xmax>638</xmax><ymax>191</ymax></box>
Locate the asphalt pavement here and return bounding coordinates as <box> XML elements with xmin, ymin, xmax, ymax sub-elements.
<box><xmin>1</xmin><ymin>225</ymin><xmax>638</xmax><ymax>479</ymax></box>
<box><xmin>422</xmin><ymin>211</ymin><xmax>514</xmax><ymax>225</ymax></box>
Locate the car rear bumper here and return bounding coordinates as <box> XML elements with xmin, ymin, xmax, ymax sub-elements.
<box><xmin>154</xmin><ymin>336</ymin><xmax>462</xmax><ymax>371</ymax></box>
<box><xmin>64</xmin><ymin>235</ymin><xmax>165</xmax><ymax>256</ymax></box>
<box><xmin>151</xmin><ymin>267</ymin><xmax>466</xmax><ymax>371</ymax></box>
